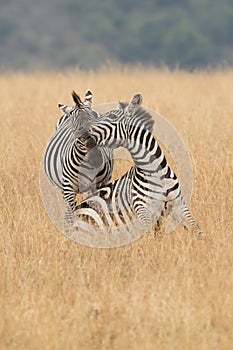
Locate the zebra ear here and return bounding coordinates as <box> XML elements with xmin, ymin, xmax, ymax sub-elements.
<box><xmin>84</xmin><ymin>90</ymin><xmax>93</xmax><ymax>108</ymax></box>
<box><xmin>58</xmin><ymin>103</ymin><xmax>72</xmax><ymax>115</ymax></box>
<box><xmin>117</xmin><ymin>101</ymin><xmax>125</xmax><ymax>110</ymax></box>
<box><xmin>125</xmin><ymin>93</ymin><xmax>142</xmax><ymax>117</ymax></box>
<box><xmin>71</xmin><ymin>91</ymin><xmax>83</xmax><ymax>107</ymax></box>
<box><xmin>129</xmin><ymin>93</ymin><xmax>142</xmax><ymax>106</ymax></box>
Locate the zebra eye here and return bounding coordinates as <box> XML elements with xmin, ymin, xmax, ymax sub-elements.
<box><xmin>109</xmin><ymin>113</ymin><xmax>118</xmax><ymax>120</ymax></box>
<box><xmin>92</xmin><ymin>111</ymin><xmax>99</xmax><ymax>118</ymax></box>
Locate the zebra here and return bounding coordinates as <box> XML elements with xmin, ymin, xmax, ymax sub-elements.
<box><xmin>59</xmin><ymin>93</ymin><xmax>202</xmax><ymax>237</ymax></box>
<box><xmin>43</xmin><ymin>90</ymin><xmax>114</xmax><ymax>223</ymax></box>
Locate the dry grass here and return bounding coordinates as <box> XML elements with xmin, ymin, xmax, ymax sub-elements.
<box><xmin>0</xmin><ymin>67</ymin><xmax>233</xmax><ymax>350</ymax></box>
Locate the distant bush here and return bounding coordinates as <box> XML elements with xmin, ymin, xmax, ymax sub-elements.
<box><xmin>0</xmin><ymin>18</ymin><xmax>16</xmax><ymax>42</ymax></box>
<box><xmin>60</xmin><ymin>0</ymin><xmax>233</xmax><ymax>68</ymax></box>
<box><xmin>0</xmin><ymin>0</ymin><xmax>232</xmax><ymax>69</ymax></box>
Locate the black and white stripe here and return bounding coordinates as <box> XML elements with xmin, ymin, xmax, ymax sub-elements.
<box><xmin>43</xmin><ymin>90</ymin><xmax>113</xmax><ymax>222</ymax></box>
<box><xmin>73</xmin><ymin>93</ymin><xmax>202</xmax><ymax>235</ymax></box>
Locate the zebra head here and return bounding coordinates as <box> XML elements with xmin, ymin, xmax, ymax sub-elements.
<box><xmin>58</xmin><ymin>90</ymin><xmax>99</xmax><ymax>138</ymax></box>
<box><xmin>84</xmin><ymin>93</ymin><xmax>154</xmax><ymax>150</ymax></box>
<box><xmin>56</xmin><ymin>90</ymin><xmax>93</xmax><ymax>130</ymax></box>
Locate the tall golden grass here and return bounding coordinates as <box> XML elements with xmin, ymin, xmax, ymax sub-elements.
<box><xmin>0</xmin><ymin>67</ymin><xmax>232</xmax><ymax>350</ymax></box>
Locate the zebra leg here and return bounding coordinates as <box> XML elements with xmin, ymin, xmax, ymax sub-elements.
<box><xmin>62</xmin><ymin>180</ymin><xmax>78</xmax><ymax>225</ymax></box>
<box><xmin>133</xmin><ymin>199</ymin><xmax>165</xmax><ymax>231</ymax></box>
<box><xmin>64</xmin><ymin>205</ymin><xmax>75</xmax><ymax>224</ymax></box>
<box><xmin>182</xmin><ymin>206</ymin><xmax>202</xmax><ymax>235</ymax></box>
<box><xmin>154</xmin><ymin>203</ymin><xmax>170</xmax><ymax>235</ymax></box>
<box><xmin>168</xmin><ymin>197</ymin><xmax>202</xmax><ymax>235</ymax></box>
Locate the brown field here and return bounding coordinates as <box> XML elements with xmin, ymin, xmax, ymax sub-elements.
<box><xmin>0</xmin><ymin>67</ymin><xmax>233</xmax><ymax>350</ymax></box>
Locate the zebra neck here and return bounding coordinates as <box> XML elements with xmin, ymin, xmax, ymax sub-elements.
<box><xmin>127</xmin><ymin>128</ymin><xmax>168</xmax><ymax>176</ymax></box>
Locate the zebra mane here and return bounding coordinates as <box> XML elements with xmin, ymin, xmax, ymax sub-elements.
<box><xmin>120</xmin><ymin>102</ymin><xmax>154</xmax><ymax>133</ymax></box>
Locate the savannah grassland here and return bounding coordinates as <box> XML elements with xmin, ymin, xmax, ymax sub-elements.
<box><xmin>0</xmin><ymin>67</ymin><xmax>232</xmax><ymax>350</ymax></box>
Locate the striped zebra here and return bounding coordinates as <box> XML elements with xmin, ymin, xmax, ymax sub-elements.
<box><xmin>43</xmin><ymin>90</ymin><xmax>114</xmax><ymax>223</ymax></box>
<box><xmin>59</xmin><ymin>93</ymin><xmax>202</xmax><ymax>237</ymax></box>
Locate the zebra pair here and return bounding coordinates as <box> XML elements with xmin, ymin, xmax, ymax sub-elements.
<box><xmin>59</xmin><ymin>93</ymin><xmax>202</xmax><ymax>237</ymax></box>
<box><xmin>43</xmin><ymin>90</ymin><xmax>114</xmax><ymax>223</ymax></box>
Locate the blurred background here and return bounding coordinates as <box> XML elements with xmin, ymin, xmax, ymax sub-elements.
<box><xmin>0</xmin><ymin>0</ymin><xmax>233</xmax><ymax>70</ymax></box>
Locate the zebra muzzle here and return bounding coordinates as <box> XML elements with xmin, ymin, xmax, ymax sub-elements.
<box><xmin>79</xmin><ymin>131</ymin><xmax>96</xmax><ymax>150</ymax></box>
